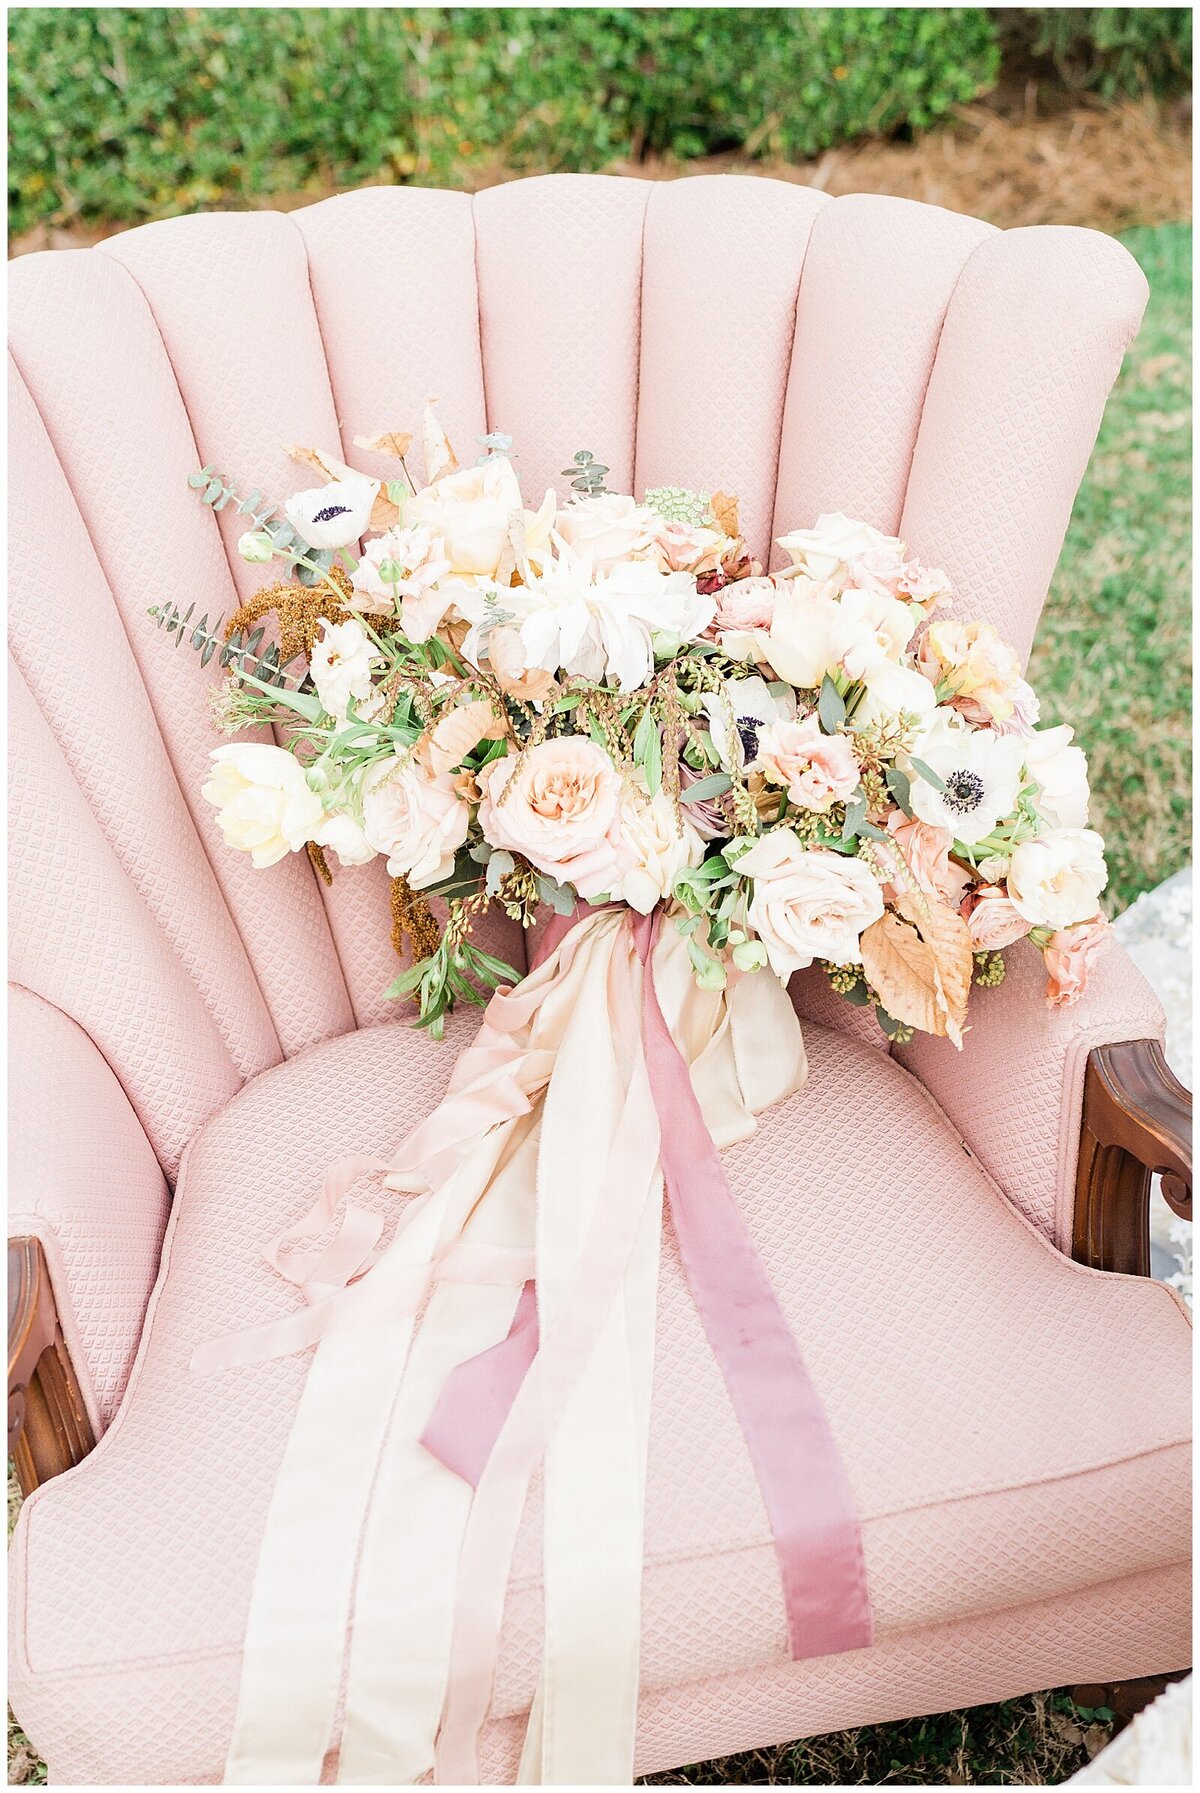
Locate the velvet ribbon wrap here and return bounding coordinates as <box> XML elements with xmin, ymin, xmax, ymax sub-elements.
<box><xmin>195</xmin><ymin>903</ymin><xmax>873</xmax><ymax>1785</ymax></box>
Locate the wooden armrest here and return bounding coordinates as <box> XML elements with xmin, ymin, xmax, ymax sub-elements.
<box><xmin>1074</xmin><ymin>1040</ymin><xmax>1192</xmax><ymax>1275</ymax></box>
<box><xmin>8</xmin><ymin>1237</ymin><xmax>95</xmax><ymax>1496</ymax></box>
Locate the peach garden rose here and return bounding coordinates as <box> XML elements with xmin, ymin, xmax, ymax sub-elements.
<box><xmin>477</xmin><ymin>737</ymin><xmax>626</xmax><ymax>899</ymax></box>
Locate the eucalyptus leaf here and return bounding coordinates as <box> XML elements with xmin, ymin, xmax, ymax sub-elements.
<box><xmin>818</xmin><ymin>674</ymin><xmax>846</xmax><ymax>734</ymax></box>
<box><xmin>841</xmin><ymin>794</ymin><xmax>867</xmax><ymax>841</ymax></box>
<box><xmin>681</xmin><ymin>771</ymin><xmax>732</xmax><ymax>804</ymax></box>
<box><xmin>885</xmin><ymin>765</ymin><xmax>914</xmax><ymax>817</ymax></box>
<box><xmin>909</xmin><ymin>755</ymin><xmax>946</xmax><ymax>793</ymax></box>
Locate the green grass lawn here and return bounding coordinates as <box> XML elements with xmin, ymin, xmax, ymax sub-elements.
<box><xmin>6</xmin><ymin>223</ymin><xmax>1189</xmax><ymax>1790</ymax></box>
<box><xmin>1030</xmin><ymin>222</ymin><xmax>1192</xmax><ymax>916</ymax></box>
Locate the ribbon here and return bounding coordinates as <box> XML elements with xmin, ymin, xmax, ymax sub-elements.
<box><xmin>423</xmin><ymin>906</ymin><xmax>872</xmax><ymax>1662</ymax></box>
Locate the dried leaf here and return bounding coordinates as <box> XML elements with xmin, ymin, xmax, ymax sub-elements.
<box><xmin>368</xmin><ymin>489</ymin><xmax>402</xmax><ymax>533</ymax></box>
<box><xmin>860</xmin><ymin>912</ymin><xmax>945</xmax><ymax>1039</ymax></box>
<box><xmin>282</xmin><ymin>443</ymin><xmax>345</xmax><ymax>481</ymax></box>
<box><xmin>710</xmin><ymin>490</ymin><xmax>740</xmax><ymax>538</ymax></box>
<box><xmin>897</xmin><ymin>891</ymin><xmax>972</xmax><ymax>1047</ymax></box>
<box><xmin>422</xmin><ymin>403</ymin><xmax>459</xmax><ymax>483</ymax></box>
<box><xmin>489</xmin><ymin>625</ymin><xmax>555</xmax><ymax>703</ymax></box>
<box><xmin>353</xmin><ymin>430</ymin><xmax>414</xmax><ymax>461</ymax></box>
<box><xmin>418</xmin><ymin>698</ymin><xmax>505</xmax><ymax>777</ymax></box>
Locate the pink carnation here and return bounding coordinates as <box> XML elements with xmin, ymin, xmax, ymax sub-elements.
<box><xmin>1043</xmin><ymin>916</ymin><xmax>1109</xmax><ymax>1007</ymax></box>
<box><xmin>757</xmin><ymin>712</ymin><xmax>859</xmax><ymax>813</ymax></box>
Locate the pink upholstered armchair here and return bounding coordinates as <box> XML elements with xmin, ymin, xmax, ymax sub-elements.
<box><xmin>8</xmin><ymin>174</ymin><xmax>1192</xmax><ymax>1783</ymax></box>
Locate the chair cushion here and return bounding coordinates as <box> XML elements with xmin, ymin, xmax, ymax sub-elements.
<box><xmin>10</xmin><ymin>1014</ymin><xmax>1190</xmax><ymax>1763</ymax></box>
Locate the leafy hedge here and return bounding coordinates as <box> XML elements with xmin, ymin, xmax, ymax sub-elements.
<box><xmin>7</xmin><ymin>6</ymin><xmax>1190</xmax><ymax>237</ymax></box>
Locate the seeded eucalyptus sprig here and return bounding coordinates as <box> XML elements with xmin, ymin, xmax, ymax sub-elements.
<box><xmin>146</xmin><ymin>600</ymin><xmax>302</xmax><ymax>686</ymax></box>
<box><xmin>188</xmin><ymin>465</ymin><xmax>337</xmax><ymax>589</ymax></box>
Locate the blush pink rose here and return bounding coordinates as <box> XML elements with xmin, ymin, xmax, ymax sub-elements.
<box><xmin>653</xmin><ymin>517</ymin><xmax>726</xmax><ymax>575</ymax></box>
<box><xmin>757</xmin><ymin>712</ymin><xmax>859</xmax><ymax>813</ymax></box>
<box><xmin>1043</xmin><ymin>916</ymin><xmax>1109</xmax><ymax>1007</ymax></box>
<box><xmin>361</xmin><ymin>755</ymin><xmax>470</xmax><ymax>889</ymax></box>
<box><xmin>883</xmin><ymin>811</ymin><xmax>971</xmax><ymax>907</ymax></box>
<box><xmin>963</xmin><ymin>884</ymin><xmax>1032</xmax><ymax>950</ymax></box>
<box><xmin>477</xmin><ymin>737</ymin><xmax>626</xmax><ymax>898</ymax></box>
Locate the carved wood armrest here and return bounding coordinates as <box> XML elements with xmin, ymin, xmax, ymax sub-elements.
<box><xmin>8</xmin><ymin>1237</ymin><xmax>95</xmax><ymax>1496</ymax></box>
<box><xmin>1074</xmin><ymin>1041</ymin><xmax>1192</xmax><ymax>1275</ymax></box>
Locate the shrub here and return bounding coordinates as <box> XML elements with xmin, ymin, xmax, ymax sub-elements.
<box><xmin>1001</xmin><ymin>8</ymin><xmax>1192</xmax><ymax>100</ymax></box>
<box><xmin>8</xmin><ymin>7</ymin><xmax>998</xmax><ymax>233</ymax></box>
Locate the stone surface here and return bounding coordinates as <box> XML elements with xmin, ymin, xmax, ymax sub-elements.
<box><xmin>1113</xmin><ymin>868</ymin><xmax>1192</xmax><ymax>1301</ymax></box>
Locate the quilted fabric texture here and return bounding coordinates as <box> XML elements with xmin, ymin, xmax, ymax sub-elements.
<box><xmin>8</xmin><ymin>1020</ymin><xmax>1191</xmax><ymax>1782</ymax></box>
<box><xmin>8</xmin><ymin>175</ymin><xmax>1180</xmax><ymax>1778</ymax></box>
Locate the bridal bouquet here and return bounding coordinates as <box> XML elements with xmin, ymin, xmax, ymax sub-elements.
<box><xmin>156</xmin><ymin>409</ymin><xmax>1109</xmax><ymax>1043</ymax></box>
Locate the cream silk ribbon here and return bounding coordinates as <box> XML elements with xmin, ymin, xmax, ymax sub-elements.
<box><xmin>202</xmin><ymin>906</ymin><xmax>869</xmax><ymax>1786</ymax></box>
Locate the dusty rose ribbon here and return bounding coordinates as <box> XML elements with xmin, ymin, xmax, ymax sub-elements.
<box><xmin>423</xmin><ymin>906</ymin><xmax>872</xmax><ymax>1664</ymax></box>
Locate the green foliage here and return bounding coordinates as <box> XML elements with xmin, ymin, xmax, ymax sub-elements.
<box><xmin>1003</xmin><ymin>7</ymin><xmax>1192</xmax><ymax>100</ymax></box>
<box><xmin>8</xmin><ymin>7</ymin><xmax>999</xmax><ymax>233</ymax></box>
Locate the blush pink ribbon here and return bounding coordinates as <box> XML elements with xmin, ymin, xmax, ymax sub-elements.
<box><xmin>422</xmin><ymin>906</ymin><xmax>873</xmax><ymax>1665</ymax></box>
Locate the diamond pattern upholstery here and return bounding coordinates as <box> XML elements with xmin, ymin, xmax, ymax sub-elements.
<box><xmin>8</xmin><ymin>174</ymin><xmax>1185</xmax><ymax>1783</ymax></box>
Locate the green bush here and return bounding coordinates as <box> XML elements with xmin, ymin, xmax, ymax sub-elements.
<box><xmin>1002</xmin><ymin>7</ymin><xmax>1192</xmax><ymax>100</ymax></box>
<box><xmin>8</xmin><ymin>7</ymin><xmax>998</xmax><ymax>234</ymax></box>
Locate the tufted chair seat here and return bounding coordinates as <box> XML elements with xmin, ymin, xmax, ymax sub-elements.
<box><xmin>8</xmin><ymin>174</ymin><xmax>1191</xmax><ymax>1782</ymax></box>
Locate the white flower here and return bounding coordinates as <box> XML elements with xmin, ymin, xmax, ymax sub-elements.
<box><xmin>464</xmin><ymin>548</ymin><xmax>712</xmax><ymax>694</ymax></box>
<box><xmin>755</xmin><ymin>576</ymin><xmax>843</xmax><ymax>687</ymax></box>
<box><xmin>1008</xmin><ymin>827</ymin><xmax>1108</xmax><ymax>929</ymax></box>
<box><xmin>237</xmin><ymin>529</ymin><xmax>274</xmax><ymax>564</ymax></box>
<box><xmin>612</xmin><ymin>787</ymin><xmax>705</xmax><ymax>914</ymax></box>
<box><xmin>1022</xmin><ymin>724</ymin><xmax>1090</xmax><ymax>829</ymax></box>
<box><xmin>202</xmin><ymin>744</ymin><xmax>325</xmax><ymax>869</ymax></box>
<box><xmin>405</xmin><ymin>458</ymin><xmax>556</xmax><ymax>583</ymax></box>
<box><xmin>907</xmin><ymin>715</ymin><xmax>1023</xmax><ymax>845</ymax></box>
<box><xmin>554</xmin><ymin>493</ymin><xmax>659</xmax><ymax>572</ymax></box>
<box><xmin>700</xmin><ymin>675</ymin><xmax>796</xmax><ymax>772</ymax></box>
<box><xmin>285</xmin><ymin>473</ymin><xmax>379</xmax><ymax>550</ymax></box>
<box><xmin>739</xmin><ymin>832</ymin><xmax>885</xmax><ymax>979</ymax></box>
<box><xmin>851</xmin><ymin>662</ymin><xmax>938</xmax><ymax>733</ymax></box>
<box><xmin>834</xmin><ymin>585</ymin><xmax>916</xmax><ymax>678</ymax></box>
<box><xmin>350</xmin><ymin>525</ymin><xmax>452</xmax><ymax>634</ymax></box>
<box><xmin>361</xmin><ymin>755</ymin><xmax>470</xmax><ymax>889</ymax></box>
<box><xmin>314</xmin><ymin>810</ymin><xmax>376</xmax><ymax>867</ymax></box>
<box><xmin>776</xmin><ymin>512</ymin><xmax>904</xmax><ymax>584</ymax></box>
<box><xmin>310</xmin><ymin>618</ymin><xmax>380</xmax><ymax>723</ymax></box>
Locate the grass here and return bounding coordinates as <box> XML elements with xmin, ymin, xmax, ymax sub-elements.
<box><xmin>5</xmin><ymin>222</ymin><xmax>1188</xmax><ymax>1789</ymax></box>
<box><xmin>1029</xmin><ymin>222</ymin><xmax>1192</xmax><ymax>916</ymax></box>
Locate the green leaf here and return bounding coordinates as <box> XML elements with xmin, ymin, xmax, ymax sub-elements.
<box><xmin>632</xmin><ymin>706</ymin><xmax>656</xmax><ymax>766</ymax></box>
<box><xmin>841</xmin><ymin>793</ymin><xmax>867</xmax><ymax>841</ymax></box>
<box><xmin>187</xmin><ymin>467</ymin><xmax>212</xmax><ymax>489</ymax></box>
<box><xmin>818</xmin><ymin>674</ymin><xmax>846</xmax><ymax>734</ymax></box>
<box><xmin>681</xmin><ymin>771</ymin><xmax>732</xmax><ymax>804</ymax></box>
<box><xmin>885</xmin><ymin>765</ymin><xmax>913</xmax><ymax>817</ymax></box>
<box><xmin>909</xmin><ymin>755</ymin><xmax>946</xmax><ymax>793</ymax></box>
<box><xmin>643</xmin><ymin>722</ymin><xmax>663</xmax><ymax>795</ymax></box>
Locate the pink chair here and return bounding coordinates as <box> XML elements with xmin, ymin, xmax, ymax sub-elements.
<box><xmin>8</xmin><ymin>174</ymin><xmax>1192</xmax><ymax>1784</ymax></box>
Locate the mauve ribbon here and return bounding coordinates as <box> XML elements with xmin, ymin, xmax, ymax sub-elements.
<box><xmin>422</xmin><ymin>907</ymin><xmax>873</xmax><ymax>1663</ymax></box>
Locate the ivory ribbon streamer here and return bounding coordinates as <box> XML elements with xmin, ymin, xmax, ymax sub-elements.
<box><xmin>211</xmin><ymin>904</ymin><xmax>871</xmax><ymax>1787</ymax></box>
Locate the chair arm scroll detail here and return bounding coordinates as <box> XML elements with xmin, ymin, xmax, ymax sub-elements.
<box><xmin>1073</xmin><ymin>1041</ymin><xmax>1192</xmax><ymax>1275</ymax></box>
<box><xmin>8</xmin><ymin>1236</ymin><xmax>96</xmax><ymax>1495</ymax></box>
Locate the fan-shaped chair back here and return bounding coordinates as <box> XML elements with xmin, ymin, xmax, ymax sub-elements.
<box><xmin>8</xmin><ymin>174</ymin><xmax>1148</xmax><ymax>1180</ymax></box>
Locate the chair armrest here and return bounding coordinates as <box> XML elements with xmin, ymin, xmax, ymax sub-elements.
<box><xmin>895</xmin><ymin>936</ymin><xmax>1169</xmax><ymax>1252</ymax></box>
<box><xmin>9</xmin><ymin>986</ymin><xmax>171</xmax><ymax>1451</ymax></box>
<box><xmin>9</xmin><ymin>1236</ymin><xmax>95</xmax><ymax>1494</ymax></box>
<box><xmin>1074</xmin><ymin>1039</ymin><xmax>1192</xmax><ymax>1274</ymax></box>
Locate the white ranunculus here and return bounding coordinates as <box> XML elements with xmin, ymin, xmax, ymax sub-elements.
<box><xmin>202</xmin><ymin>744</ymin><xmax>325</xmax><ymax>869</ymax></box>
<box><xmin>310</xmin><ymin>618</ymin><xmax>380</xmax><ymax>723</ymax></box>
<box><xmin>314</xmin><ymin>810</ymin><xmax>376</xmax><ymax>867</ymax></box>
<box><xmin>554</xmin><ymin>493</ymin><xmax>659</xmax><ymax>572</ymax></box>
<box><xmin>405</xmin><ymin>457</ymin><xmax>556</xmax><ymax>582</ymax></box>
<box><xmin>907</xmin><ymin>721</ymin><xmax>1023</xmax><ymax>846</ymax></box>
<box><xmin>1022</xmin><ymin>724</ymin><xmax>1090</xmax><ymax>829</ymax></box>
<box><xmin>1008</xmin><ymin>827</ymin><xmax>1108</xmax><ymax>930</ymax></box>
<box><xmin>612</xmin><ymin>788</ymin><xmax>705</xmax><ymax>914</ymax></box>
<box><xmin>776</xmin><ymin>512</ymin><xmax>903</xmax><ymax>584</ymax></box>
<box><xmin>851</xmin><ymin>661</ymin><xmax>938</xmax><ymax>733</ymax></box>
<box><xmin>739</xmin><ymin>831</ymin><xmax>885</xmax><ymax>979</ymax></box>
<box><xmin>285</xmin><ymin>473</ymin><xmax>379</xmax><ymax>550</ymax></box>
<box><xmin>361</xmin><ymin>755</ymin><xmax>471</xmax><ymax>889</ymax></box>
<box><xmin>755</xmin><ymin>575</ymin><xmax>844</xmax><ymax>688</ymax></box>
<box><xmin>833</xmin><ymin>585</ymin><xmax>916</xmax><ymax>678</ymax></box>
<box><xmin>700</xmin><ymin>675</ymin><xmax>796</xmax><ymax>772</ymax></box>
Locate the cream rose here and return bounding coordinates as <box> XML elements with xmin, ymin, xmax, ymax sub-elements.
<box><xmin>361</xmin><ymin>755</ymin><xmax>470</xmax><ymax>889</ymax></box>
<box><xmin>755</xmin><ymin>576</ymin><xmax>843</xmax><ymax>688</ymax></box>
<box><xmin>555</xmin><ymin>493</ymin><xmax>659</xmax><ymax>572</ymax></box>
<box><xmin>757</xmin><ymin>712</ymin><xmax>859</xmax><ymax>812</ymax></box>
<box><xmin>406</xmin><ymin>458</ymin><xmax>555</xmax><ymax>582</ymax></box>
<box><xmin>964</xmin><ymin>885</ymin><xmax>1031</xmax><ymax>950</ymax></box>
<box><xmin>613</xmin><ymin>788</ymin><xmax>705</xmax><ymax>914</ymax></box>
<box><xmin>739</xmin><ymin>831</ymin><xmax>885</xmax><ymax>979</ymax></box>
<box><xmin>476</xmin><ymin>737</ymin><xmax>625</xmax><ymax>899</ymax></box>
<box><xmin>852</xmin><ymin>661</ymin><xmax>938</xmax><ymax>733</ymax></box>
<box><xmin>777</xmin><ymin>512</ymin><xmax>903</xmax><ymax>584</ymax></box>
<box><xmin>834</xmin><ymin>586</ymin><xmax>916</xmax><ymax>678</ymax></box>
<box><xmin>1043</xmin><ymin>917</ymin><xmax>1109</xmax><ymax>1007</ymax></box>
<box><xmin>1008</xmin><ymin>827</ymin><xmax>1108</xmax><ymax>930</ymax></box>
<box><xmin>1022</xmin><ymin>724</ymin><xmax>1090</xmax><ymax>829</ymax></box>
<box><xmin>202</xmin><ymin>744</ymin><xmax>326</xmax><ymax>869</ymax></box>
